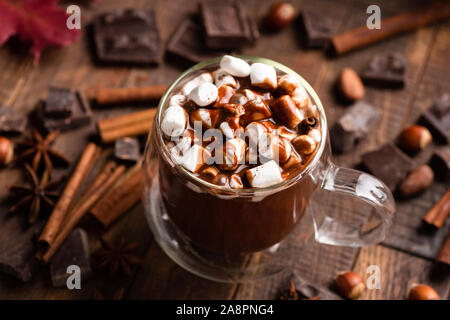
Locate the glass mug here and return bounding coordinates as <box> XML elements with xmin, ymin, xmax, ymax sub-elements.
<box><xmin>143</xmin><ymin>56</ymin><xmax>395</xmax><ymax>283</ymax></box>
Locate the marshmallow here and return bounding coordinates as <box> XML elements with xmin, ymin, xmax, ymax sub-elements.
<box><xmin>275</xmin><ymin>126</ymin><xmax>297</xmax><ymax>141</ymax></box>
<box><xmin>220</xmin><ymin>117</ymin><xmax>240</xmax><ymax>139</ymax></box>
<box><xmin>181</xmin><ymin>144</ymin><xmax>210</xmax><ymax>173</ymax></box>
<box><xmin>246</xmin><ymin>160</ymin><xmax>283</xmax><ymax>188</ymax></box>
<box><xmin>282</xmin><ymin>151</ymin><xmax>302</xmax><ymax>170</ymax></box>
<box><xmin>270</xmin><ymin>95</ymin><xmax>304</xmax><ymax>129</ymax></box>
<box><xmin>250</xmin><ymin>63</ymin><xmax>277</xmax><ymax>90</ymax></box>
<box><xmin>308</xmin><ymin>128</ymin><xmax>321</xmax><ymax>144</ymax></box>
<box><xmin>229</xmin><ymin>174</ymin><xmax>244</xmax><ymax>189</ymax></box>
<box><xmin>292</xmin><ymin>135</ymin><xmax>316</xmax><ymax>155</ymax></box>
<box><xmin>216</xmin><ymin>85</ymin><xmax>235</xmax><ymax>105</ymax></box>
<box><xmin>258</xmin><ymin>133</ymin><xmax>292</xmax><ymax>163</ymax></box>
<box><xmin>214</xmin><ymin>69</ymin><xmax>238</xmax><ymax>88</ymax></box>
<box><xmin>217</xmin><ymin>138</ymin><xmax>246</xmax><ymax>171</ymax></box>
<box><xmin>241</xmin><ymin>96</ymin><xmax>272</xmax><ymax>125</ymax></box>
<box><xmin>169</xmin><ymin>94</ymin><xmax>186</xmax><ymax>107</ymax></box>
<box><xmin>229</xmin><ymin>89</ymin><xmax>257</xmax><ymax>105</ymax></box>
<box><xmin>278</xmin><ymin>74</ymin><xmax>301</xmax><ymax>94</ymax></box>
<box><xmin>190</xmin><ymin>108</ymin><xmax>220</xmax><ymax>129</ymax></box>
<box><xmin>189</xmin><ymin>82</ymin><xmax>218</xmax><ymax>107</ymax></box>
<box><xmin>291</xmin><ymin>85</ymin><xmax>309</xmax><ymax>108</ymax></box>
<box><xmin>174</xmin><ymin>129</ymin><xmax>194</xmax><ymax>154</ymax></box>
<box><xmin>182</xmin><ymin>72</ymin><xmax>213</xmax><ymax>96</ymax></box>
<box><xmin>220</xmin><ymin>55</ymin><xmax>251</xmax><ymax>77</ymax></box>
<box><xmin>245</xmin><ymin>121</ymin><xmax>270</xmax><ymax>148</ymax></box>
<box><xmin>161</xmin><ymin>105</ymin><xmax>187</xmax><ymax>138</ymax></box>
<box><xmin>199</xmin><ymin>166</ymin><xmax>219</xmax><ymax>181</ymax></box>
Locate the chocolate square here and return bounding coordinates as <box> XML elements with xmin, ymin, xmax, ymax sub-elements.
<box><xmin>0</xmin><ymin>105</ymin><xmax>27</xmax><ymax>134</ymax></box>
<box><xmin>361</xmin><ymin>52</ymin><xmax>407</xmax><ymax>89</ymax></box>
<box><xmin>93</xmin><ymin>9</ymin><xmax>162</xmax><ymax>65</ymax></box>
<box><xmin>166</xmin><ymin>18</ymin><xmax>228</xmax><ymax>64</ymax></box>
<box><xmin>429</xmin><ymin>146</ymin><xmax>450</xmax><ymax>181</ymax></box>
<box><xmin>45</xmin><ymin>87</ymin><xmax>74</xmax><ymax>118</ymax></box>
<box><xmin>331</xmin><ymin>101</ymin><xmax>381</xmax><ymax>153</ymax></box>
<box><xmin>361</xmin><ymin>143</ymin><xmax>415</xmax><ymax>191</ymax></box>
<box><xmin>50</xmin><ymin>228</ymin><xmax>91</xmax><ymax>287</ymax></box>
<box><xmin>200</xmin><ymin>0</ymin><xmax>256</xmax><ymax>49</ymax></box>
<box><xmin>420</xmin><ymin>94</ymin><xmax>450</xmax><ymax>144</ymax></box>
<box><xmin>300</xmin><ymin>9</ymin><xmax>334</xmax><ymax>49</ymax></box>
<box><xmin>114</xmin><ymin>137</ymin><xmax>140</xmax><ymax>164</ymax></box>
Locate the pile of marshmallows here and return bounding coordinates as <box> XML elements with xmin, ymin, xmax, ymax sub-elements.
<box><xmin>160</xmin><ymin>55</ymin><xmax>321</xmax><ymax>188</ymax></box>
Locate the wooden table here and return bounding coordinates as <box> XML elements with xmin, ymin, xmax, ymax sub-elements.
<box><xmin>0</xmin><ymin>0</ymin><xmax>448</xmax><ymax>300</ymax></box>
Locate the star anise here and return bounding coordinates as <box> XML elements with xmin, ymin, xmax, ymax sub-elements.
<box><xmin>9</xmin><ymin>163</ymin><xmax>63</xmax><ymax>223</ymax></box>
<box><xmin>92</xmin><ymin>288</ymin><xmax>125</xmax><ymax>300</ymax></box>
<box><xmin>95</xmin><ymin>237</ymin><xmax>142</xmax><ymax>277</ymax></box>
<box><xmin>16</xmin><ymin>129</ymin><xmax>69</xmax><ymax>177</ymax></box>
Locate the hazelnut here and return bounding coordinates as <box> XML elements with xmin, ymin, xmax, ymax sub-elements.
<box><xmin>408</xmin><ymin>284</ymin><xmax>440</xmax><ymax>300</ymax></box>
<box><xmin>264</xmin><ymin>2</ymin><xmax>296</xmax><ymax>31</ymax></box>
<box><xmin>292</xmin><ymin>135</ymin><xmax>316</xmax><ymax>155</ymax></box>
<box><xmin>335</xmin><ymin>271</ymin><xmax>365</xmax><ymax>299</ymax></box>
<box><xmin>339</xmin><ymin>68</ymin><xmax>365</xmax><ymax>101</ymax></box>
<box><xmin>398</xmin><ymin>125</ymin><xmax>432</xmax><ymax>153</ymax></box>
<box><xmin>0</xmin><ymin>136</ymin><xmax>14</xmax><ymax>166</ymax></box>
<box><xmin>399</xmin><ymin>165</ymin><xmax>434</xmax><ymax>197</ymax></box>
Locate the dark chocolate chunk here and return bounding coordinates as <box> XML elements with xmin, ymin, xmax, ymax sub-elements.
<box><xmin>93</xmin><ymin>9</ymin><xmax>162</xmax><ymax>65</ymax></box>
<box><xmin>200</xmin><ymin>0</ymin><xmax>257</xmax><ymax>49</ymax></box>
<box><xmin>50</xmin><ymin>228</ymin><xmax>91</xmax><ymax>287</ymax></box>
<box><xmin>331</xmin><ymin>101</ymin><xmax>381</xmax><ymax>153</ymax></box>
<box><xmin>45</xmin><ymin>87</ymin><xmax>74</xmax><ymax>118</ymax></box>
<box><xmin>429</xmin><ymin>146</ymin><xmax>450</xmax><ymax>181</ymax></box>
<box><xmin>114</xmin><ymin>137</ymin><xmax>140</xmax><ymax>164</ymax></box>
<box><xmin>0</xmin><ymin>239</ymin><xmax>36</xmax><ymax>282</ymax></box>
<box><xmin>166</xmin><ymin>18</ymin><xmax>228</xmax><ymax>64</ymax></box>
<box><xmin>36</xmin><ymin>90</ymin><xmax>92</xmax><ymax>132</ymax></box>
<box><xmin>0</xmin><ymin>105</ymin><xmax>27</xmax><ymax>134</ymax></box>
<box><xmin>361</xmin><ymin>143</ymin><xmax>415</xmax><ymax>191</ymax></box>
<box><xmin>420</xmin><ymin>94</ymin><xmax>450</xmax><ymax>144</ymax></box>
<box><xmin>361</xmin><ymin>52</ymin><xmax>407</xmax><ymax>88</ymax></box>
<box><xmin>299</xmin><ymin>9</ymin><xmax>334</xmax><ymax>49</ymax></box>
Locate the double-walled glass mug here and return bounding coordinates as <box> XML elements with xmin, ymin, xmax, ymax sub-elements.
<box><xmin>143</xmin><ymin>56</ymin><xmax>395</xmax><ymax>283</ymax></box>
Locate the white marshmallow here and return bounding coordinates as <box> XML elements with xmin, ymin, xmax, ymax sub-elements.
<box><xmin>190</xmin><ymin>108</ymin><xmax>219</xmax><ymax>129</ymax></box>
<box><xmin>246</xmin><ymin>160</ymin><xmax>283</xmax><ymax>188</ymax></box>
<box><xmin>217</xmin><ymin>138</ymin><xmax>246</xmax><ymax>171</ymax></box>
<box><xmin>182</xmin><ymin>72</ymin><xmax>213</xmax><ymax>96</ymax></box>
<box><xmin>220</xmin><ymin>55</ymin><xmax>251</xmax><ymax>77</ymax></box>
<box><xmin>161</xmin><ymin>106</ymin><xmax>187</xmax><ymax>138</ymax></box>
<box><xmin>245</xmin><ymin>122</ymin><xmax>269</xmax><ymax>148</ymax></box>
<box><xmin>181</xmin><ymin>144</ymin><xmax>210</xmax><ymax>173</ymax></box>
<box><xmin>278</xmin><ymin>74</ymin><xmax>301</xmax><ymax>94</ymax></box>
<box><xmin>220</xmin><ymin>121</ymin><xmax>235</xmax><ymax>139</ymax></box>
<box><xmin>174</xmin><ymin>135</ymin><xmax>193</xmax><ymax>154</ymax></box>
<box><xmin>169</xmin><ymin>94</ymin><xmax>186</xmax><ymax>107</ymax></box>
<box><xmin>229</xmin><ymin>174</ymin><xmax>243</xmax><ymax>189</ymax></box>
<box><xmin>291</xmin><ymin>85</ymin><xmax>309</xmax><ymax>108</ymax></box>
<box><xmin>258</xmin><ymin>133</ymin><xmax>291</xmax><ymax>163</ymax></box>
<box><xmin>250</xmin><ymin>63</ymin><xmax>277</xmax><ymax>90</ymax></box>
<box><xmin>189</xmin><ymin>82</ymin><xmax>218</xmax><ymax>107</ymax></box>
<box><xmin>308</xmin><ymin>128</ymin><xmax>321</xmax><ymax>144</ymax></box>
<box><xmin>214</xmin><ymin>69</ymin><xmax>238</xmax><ymax>88</ymax></box>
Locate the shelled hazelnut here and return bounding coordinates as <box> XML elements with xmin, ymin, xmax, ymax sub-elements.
<box><xmin>408</xmin><ymin>284</ymin><xmax>440</xmax><ymax>300</ymax></box>
<box><xmin>0</xmin><ymin>136</ymin><xmax>14</xmax><ymax>166</ymax></box>
<box><xmin>335</xmin><ymin>271</ymin><xmax>365</xmax><ymax>299</ymax></box>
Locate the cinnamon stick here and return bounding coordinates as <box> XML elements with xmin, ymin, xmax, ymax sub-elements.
<box><xmin>97</xmin><ymin>109</ymin><xmax>157</xmax><ymax>143</ymax></box>
<box><xmin>93</xmin><ymin>85</ymin><xmax>168</xmax><ymax>105</ymax></box>
<box><xmin>423</xmin><ymin>189</ymin><xmax>450</xmax><ymax>228</ymax></box>
<box><xmin>437</xmin><ymin>233</ymin><xmax>450</xmax><ymax>265</ymax></box>
<box><xmin>39</xmin><ymin>161</ymin><xmax>126</xmax><ymax>264</ymax></box>
<box><xmin>38</xmin><ymin>143</ymin><xmax>101</xmax><ymax>249</ymax></box>
<box><xmin>90</xmin><ymin>166</ymin><xmax>142</xmax><ymax>228</ymax></box>
<box><xmin>331</xmin><ymin>1</ymin><xmax>450</xmax><ymax>55</ymax></box>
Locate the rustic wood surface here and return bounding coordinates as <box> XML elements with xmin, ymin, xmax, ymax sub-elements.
<box><xmin>0</xmin><ymin>0</ymin><xmax>448</xmax><ymax>300</ymax></box>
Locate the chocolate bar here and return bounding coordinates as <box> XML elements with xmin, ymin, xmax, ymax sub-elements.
<box><xmin>0</xmin><ymin>105</ymin><xmax>27</xmax><ymax>134</ymax></box>
<box><xmin>36</xmin><ymin>90</ymin><xmax>92</xmax><ymax>132</ymax></box>
<box><xmin>166</xmin><ymin>18</ymin><xmax>228</xmax><ymax>64</ymax></box>
<box><xmin>114</xmin><ymin>137</ymin><xmax>140</xmax><ymax>164</ymax></box>
<box><xmin>361</xmin><ymin>52</ymin><xmax>407</xmax><ymax>88</ymax></box>
<box><xmin>429</xmin><ymin>146</ymin><xmax>450</xmax><ymax>181</ymax></box>
<box><xmin>50</xmin><ymin>228</ymin><xmax>91</xmax><ymax>287</ymax></box>
<box><xmin>420</xmin><ymin>94</ymin><xmax>450</xmax><ymax>144</ymax></box>
<box><xmin>331</xmin><ymin>101</ymin><xmax>381</xmax><ymax>153</ymax></box>
<box><xmin>200</xmin><ymin>0</ymin><xmax>258</xmax><ymax>49</ymax></box>
<box><xmin>93</xmin><ymin>9</ymin><xmax>162</xmax><ymax>65</ymax></box>
<box><xmin>45</xmin><ymin>87</ymin><xmax>74</xmax><ymax>118</ymax></box>
<box><xmin>299</xmin><ymin>9</ymin><xmax>334</xmax><ymax>49</ymax></box>
<box><xmin>361</xmin><ymin>143</ymin><xmax>415</xmax><ymax>191</ymax></box>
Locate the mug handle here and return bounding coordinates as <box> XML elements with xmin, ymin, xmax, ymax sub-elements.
<box><xmin>313</xmin><ymin>162</ymin><xmax>395</xmax><ymax>247</ymax></box>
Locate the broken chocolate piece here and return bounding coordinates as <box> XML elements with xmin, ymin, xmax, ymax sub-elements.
<box><xmin>35</xmin><ymin>90</ymin><xmax>92</xmax><ymax>132</ymax></box>
<box><xmin>278</xmin><ymin>272</ymin><xmax>342</xmax><ymax>300</ymax></box>
<box><xmin>45</xmin><ymin>87</ymin><xmax>74</xmax><ymax>118</ymax></box>
<box><xmin>50</xmin><ymin>228</ymin><xmax>91</xmax><ymax>287</ymax></box>
<box><xmin>200</xmin><ymin>0</ymin><xmax>257</xmax><ymax>49</ymax></box>
<box><xmin>331</xmin><ymin>101</ymin><xmax>380</xmax><ymax>153</ymax></box>
<box><xmin>93</xmin><ymin>9</ymin><xmax>162</xmax><ymax>65</ymax></box>
<box><xmin>429</xmin><ymin>146</ymin><xmax>450</xmax><ymax>181</ymax></box>
<box><xmin>0</xmin><ymin>239</ymin><xmax>36</xmax><ymax>282</ymax></box>
<box><xmin>361</xmin><ymin>52</ymin><xmax>407</xmax><ymax>88</ymax></box>
<box><xmin>361</xmin><ymin>143</ymin><xmax>415</xmax><ymax>191</ymax></box>
<box><xmin>299</xmin><ymin>9</ymin><xmax>334</xmax><ymax>49</ymax></box>
<box><xmin>0</xmin><ymin>105</ymin><xmax>27</xmax><ymax>134</ymax></box>
<box><xmin>166</xmin><ymin>18</ymin><xmax>228</xmax><ymax>64</ymax></box>
<box><xmin>420</xmin><ymin>94</ymin><xmax>450</xmax><ymax>144</ymax></box>
<box><xmin>114</xmin><ymin>137</ymin><xmax>140</xmax><ymax>164</ymax></box>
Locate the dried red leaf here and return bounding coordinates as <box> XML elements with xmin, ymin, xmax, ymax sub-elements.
<box><xmin>0</xmin><ymin>0</ymin><xmax>81</xmax><ymax>62</ymax></box>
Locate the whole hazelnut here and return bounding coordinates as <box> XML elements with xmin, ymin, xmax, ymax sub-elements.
<box><xmin>398</xmin><ymin>125</ymin><xmax>432</xmax><ymax>153</ymax></box>
<box><xmin>339</xmin><ymin>68</ymin><xmax>365</xmax><ymax>101</ymax></box>
<box><xmin>335</xmin><ymin>271</ymin><xmax>365</xmax><ymax>299</ymax></box>
<box><xmin>0</xmin><ymin>136</ymin><xmax>14</xmax><ymax>166</ymax></box>
<box><xmin>264</xmin><ymin>2</ymin><xmax>296</xmax><ymax>31</ymax></box>
<box><xmin>399</xmin><ymin>165</ymin><xmax>434</xmax><ymax>197</ymax></box>
<box><xmin>408</xmin><ymin>284</ymin><xmax>440</xmax><ymax>300</ymax></box>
